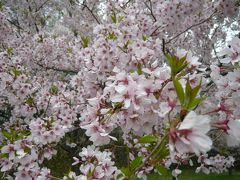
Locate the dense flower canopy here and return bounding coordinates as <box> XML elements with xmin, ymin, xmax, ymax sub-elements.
<box><xmin>0</xmin><ymin>0</ymin><xmax>240</xmax><ymax>179</ymax></box>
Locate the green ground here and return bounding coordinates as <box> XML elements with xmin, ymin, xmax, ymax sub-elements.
<box><xmin>148</xmin><ymin>169</ymin><xmax>240</xmax><ymax>180</ymax></box>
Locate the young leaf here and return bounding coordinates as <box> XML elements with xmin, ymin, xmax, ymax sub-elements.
<box><xmin>130</xmin><ymin>156</ymin><xmax>143</xmax><ymax>170</ymax></box>
<box><xmin>176</xmin><ymin>62</ymin><xmax>188</xmax><ymax>74</ymax></box>
<box><xmin>10</xmin><ymin>67</ymin><xmax>22</xmax><ymax>78</ymax></box>
<box><xmin>81</xmin><ymin>36</ymin><xmax>90</xmax><ymax>48</ymax></box>
<box><xmin>165</xmin><ymin>53</ymin><xmax>174</xmax><ymax>69</ymax></box>
<box><xmin>111</xmin><ymin>14</ymin><xmax>117</xmax><ymax>23</ymax></box>
<box><xmin>7</xmin><ymin>47</ymin><xmax>13</xmax><ymax>56</ymax></box>
<box><xmin>173</xmin><ymin>78</ymin><xmax>185</xmax><ymax>105</ymax></box>
<box><xmin>139</xmin><ymin>135</ymin><xmax>158</xmax><ymax>143</ymax></box>
<box><xmin>108</xmin><ymin>32</ymin><xmax>117</xmax><ymax>40</ymax></box>
<box><xmin>50</xmin><ymin>85</ymin><xmax>59</xmax><ymax>95</ymax></box>
<box><xmin>123</xmin><ymin>40</ymin><xmax>130</xmax><ymax>49</ymax></box>
<box><xmin>184</xmin><ymin>80</ymin><xmax>192</xmax><ymax>107</ymax></box>
<box><xmin>142</xmin><ymin>35</ymin><xmax>148</xmax><ymax>41</ymax></box>
<box><xmin>0</xmin><ymin>153</ymin><xmax>9</xmax><ymax>158</ymax></box>
<box><xmin>156</xmin><ymin>164</ymin><xmax>168</xmax><ymax>175</ymax></box>
<box><xmin>137</xmin><ymin>63</ymin><xmax>142</xmax><ymax>75</ymax></box>
<box><xmin>25</xmin><ymin>96</ymin><xmax>34</xmax><ymax>106</ymax></box>
<box><xmin>187</xmin><ymin>97</ymin><xmax>205</xmax><ymax>109</ymax></box>
<box><xmin>120</xmin><ymin>167</ymin><xmax>131</xmax><ymax>177</ymax></box>
<box><xmin>190</xmin><ymin>79</ymin><xmax>202</xmax><ymax>100</ymax></box>
<box><xmin>1</xmin><ymin>129</ymin><xmax>12</xmax><ymax>140</ymax></box>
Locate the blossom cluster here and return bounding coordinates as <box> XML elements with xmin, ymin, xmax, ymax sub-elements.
<box><xmin>0</xmin><ymin>0</ymin><xmax>240</xmax><ymax>179</ymax></box>
<box><xmin>196</xmin><ymin>154</ymin><xmax>235</xmax><ymax>174</ymax></box>
<box><xmin>65</xmin><ymin>145</ymin><xmax>120</xmax><ymax>180</ymax></box>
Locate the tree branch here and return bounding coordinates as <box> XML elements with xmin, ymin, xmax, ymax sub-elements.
<box><xmin>34</xmin><ymin>61</ymin><xmax>78</xmax><ymax>74</ymax></box>
<box><xmin>145</xmin><ymin>0</ymin><xmax>157</xmax><ymax>22</ymax></box>
<box><xmin>165</xmin><ymin>11</ymin><xmax>217</xmax><ymax>44</ymax></box>
<box><xmin>7</xmin><ymin>19</ymin><xmax>23</xmax><ymax>30</ymax></box>
<box><xmin>135</xmin><ymin>135</ymin><xmax>167</xmax><ymax>172</ymax></box>
<box><xmin>35</xmin><ymin>0</ymin><xmax>50</xmax><ymax>12</ymax></box>
<box><xmin>82</xmin><ymin>3</ymin><xmax>101</xmax><ymax>24</ymax></box>
<box><xmin>121</xmin><ymin>0</ymin><xmax>132</xmax><ymax>8</ymax></box>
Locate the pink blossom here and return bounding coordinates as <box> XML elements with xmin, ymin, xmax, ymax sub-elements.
<box><xmin>169</xmin><ymin>111</ymin><xmax>212</xmax><ymax>156</ymax></box>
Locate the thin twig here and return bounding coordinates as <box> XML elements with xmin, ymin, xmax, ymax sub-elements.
<box><xmin>135</xmin><ymin>135</ymin><xmax>167</xmax><ymax>172</ymax></box>
<box><xmin>49</xmin><ymin>175</ymin><xmax>63</xmax><ymax>180</ymax></box>
<box><xmin>121</xmin><ymin>0</ymin><xmax>132</xmax><ymax>8</ymax></box>
<box><xmin>35</xmin><ymin>0</ymin><xmax>50</xmax><ymax>12</ymax></box>
<box><xmin>149</xmin><ymin>25</ymin><xmax>164</xmax><ymax>36</ymax></box>
<box><xmin>82</xmin><ymin>3</ymin><xmax>101</xmax><ymax>24</ymax></box>
<box><xmin>168</xmin><ymin>108</ymin><xmax>174</xmax><ymax>125</ymax></box>
<box><xmin>212</xmin><ymin>44</ymin><xmax>220</xmax><ymax>62</ymax></box>
<box><xmin>7</xmin><ymin>19</ymin><xmax>23</xmax><ymax>30</ymax></box>
<box><xmin>43</xmin><ymin>95</ymin><xmax>52</xmax><ymax>117</ymax></box>
<box><xmin>145</xmin><ymin>0</ymin><xmax>157</xmax><ymax>22</ymax></box>
<box><xmin>34</xmin><ymin>61</ymin><xmax>78</xmax><ymax>74</ymax></box>
<box><xmin>165</xmin><ymin>11</ymin><xmax>217</xmax><ymax>44</ymax></box>
<box><xmin>213</xmin><ymin>130</ymin><xmax>224</xmax><ymax>142</ymax></box>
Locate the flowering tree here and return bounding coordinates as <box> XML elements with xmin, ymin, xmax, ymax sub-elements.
<box><xmin>0</xmin><ymin>0</ymin><xmax>240</xmax><ymax>179</ymax></box>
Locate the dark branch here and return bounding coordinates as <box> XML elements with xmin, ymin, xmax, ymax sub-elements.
<box><xmin>121</xmin><ymin>0</ymin><xmax>132</xmax><ymax>8</ymax></box>
<box><xmin>149</xmin><ymin>25</ymin><xmax>162</xmax><ymax>36</ymax></box>
<box><xmin>35</xmin><ymin>0</ymin><xmax>50</xmax><ymax>12</ymax></box>
<box><xmin>82</xmin><ymin>3</ymin><xmax>101</xmax><ymax>24</ymax></box>
<box><xmin>7</xmin><ymin>19</ymin><xmax>23</xmax><ymax>30</ymax></box>
<box><xmin>34</xmin><ymin>61</ymin><xmax>78</xmax><ymax>74</ymax></box>
<box><xmin>145</xmin><ymin>0</ymin><xmax>157</xmax><ymax>22</ymax></box>
<box><xmin>165</xmin><ymin>11</ymin><xmax>217</xmax><ymax>44</ymax></box>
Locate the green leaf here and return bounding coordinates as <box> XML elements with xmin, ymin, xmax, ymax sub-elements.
<box><xmin>177</xmin><ymin>54</ymin><xmax>187</xmax><ymax>67</ymax></box>
<box><xmin>165</xmin><ymin>53</ymin><xmax>174</xmax><ymax>68</ymax></box>
<box><xmin>37</xmin><ymin>35</ymin><xmax>44</xmax><ymax>43</ymax></box>
<box><xmin>165</xmin><ymin>53</ymin><xmax>188</xmax><ymax>77</ymax></box>
<box><xmin>10</xmin><ymin>67</ymin><xmax>22</xmax><ymax>78</ymax></box>
<box><xmin>142</xmin><ymin>35</ymin><xmax>148</xmax><ymax>41</ymax></box>
<box><xmin>137</xmin><ymin>63</ymin><xmax>142</xmax><ymax>75</ymax></box>
<box><xmin>66</xmin><ymin>47</ymin><xmax>73</xmax><ymax>54</ymax></box>
<box><xmin>119</xmin><ymin>16</ymin><xmax>124</xmax><ymax>22</ymax></box>
<box><xmin>20</xmin><ymin>130</ymin><xmax>30</xmax><ymax>136</ymax></box>
<box><xmin>184</xmin><ymin>80</ymin><xmax>192</xmax><ymax>107</ymax></box>
<box><xmin>153</xmin><ymin>91</ymin><xmax>161</xmax><ymax>100</ymax></box>
<box><xmin>152</xmin><ymin>138</ymin><xmax>169</xmax><ymax>160</ymax></box>
<box><xmin>176</xmin><ymin>62</ymin><xmax>188</xmax><ymax>74</ymax></box>
<box><xmin>187</xmin><ymin>97</ymin><xmax>205</xmax><ymax>109</ymax></box>
<box><xmin>1</xmin><ymin>129</ymin><xmax>12</xmax><ymax>140</ymax></box>
<box><xmin>49</xmin><ymin>85</ymin><xmax>59</xmax><ymax>95</ymax></box>
<box><xmin>111</xmin><ymin>14</ymin><xmax>117</xmax><ymax>23</ymax></box>
<box><xmin>190</xmin><ymin>79</ymin><xmax>202</xmax><ymax>100</ymax></box>
<box><xmin>130</xmin><ymin>156</ymin><xmax>143</xmax><ymax>170</ymax></box>
<box><xmin>116</xmin><ymin>173</ymin><xmax>125</xmax><ymax>180</ymax></box>
<box><xmin>175</xmin><ymin>55</ymin><xmax>188</xmax><ymax>75</ymax></box>
<box><xmin>40</xmin><ymin>17</ymin><xmax>46</xmax><ymax>26</ymax></box>
<box><xmin>81</xmin><ymin>36</ymin><xmax>90</xmax><ymax>48</ymax></box>
<box><xmin>184</xmin><ymin>79</ymin><xmax>203</xmax><ymax>109</ymax></box>
<box><xmin>15</xmin><ymin>134</ymin><xmax>24</xmax><ymax>140</ymax></box>
<box><xmin>0</xmin><ymin>153</ymin><xmax>8</xmax><ymax>158</ymax></box>
<box><xmin>120</xmin><ymin>167</ymin><xmax>130</xmax><ymax>177</ymax></box>
<box><xmin>123</xmin><ymin>40</ymin><xmax>130</xmax><ymax>49</ymax></box>
<box><xmin>25</xmin><ymin>96</ymin><xmax>34</xmax><ymax>106</ymax></box>
<box><xmin>7</xmin><ymin>47</ymin><xmax>13</xmax><ymax>56</ymax></box>
<box><xmin>173</xmin><ymin>78</ymin><xmax>185</xmax><ymax>105</ymax></box>
<box><xmin>139</xmin><ymin>135</ymin><xmax>158</xmax><ymax>143</ymax></box>
<box><xmin>156</xmin><ymin>164</ymin><xmax>168</xmax><ymax>175</ymax></box>
<box><xmin>0</xmin><ymin>2</ymin><xmax>3</xmax><ymax>11</ymax></box>
<box><xmin>107</xmin><ymin>31</ymin><xmax>117</xmax><ymax>40</ymax></box>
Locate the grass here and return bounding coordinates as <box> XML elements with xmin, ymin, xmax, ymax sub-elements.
<box><xmin>148</xmin><ymin>169</ymin><xmax>240</xmax><ymax>180</ymax></box>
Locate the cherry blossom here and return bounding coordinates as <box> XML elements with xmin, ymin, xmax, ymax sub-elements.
<box><xmin>169</xmin><ymin>111</ymin><xmax>212</xmax><ymax>156</ymax></box>
<box><xmin>0</xmin><ymin>0</ymin><xmax>240</xmax><ymax>179</ymax></box>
